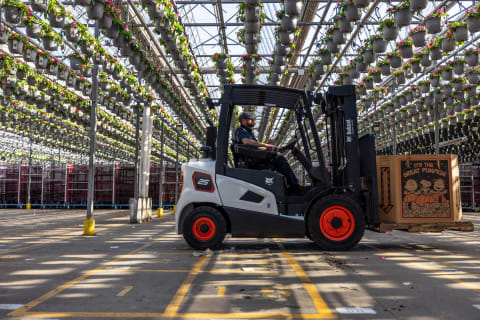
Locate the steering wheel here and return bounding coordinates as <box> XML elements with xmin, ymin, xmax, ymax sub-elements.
<box><xmin>280</xmin><ymin>139</ymin><xmax>297</xmax><ymax>152</ymax></box>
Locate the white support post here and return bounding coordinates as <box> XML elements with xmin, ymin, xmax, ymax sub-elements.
<box><xmin>17</xmin><ymin>161</ymin><xmax>21</xmax><ymax>207</ymax></box>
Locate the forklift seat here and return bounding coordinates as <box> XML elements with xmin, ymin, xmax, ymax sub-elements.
<box><xmin>231</xmin><ymin>143</ymin><xmax>276</xmax><ymax>171</ymax></box>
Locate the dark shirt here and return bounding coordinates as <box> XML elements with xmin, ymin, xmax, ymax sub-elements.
<box><xmin>235</xmin><ymin>125</ymin><xmax>257</xmax><ymax>144</ymax></box>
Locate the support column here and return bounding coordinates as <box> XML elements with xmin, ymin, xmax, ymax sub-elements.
<box><xmin>434</xmin><ymin>100</ymin><xmax>440</xmax><ymax>154</ymax></box>
<box><xmin>157</xmin><ymin>115</ymin><xmax>165</xmax><ymax>217</ymax></box>
<box><xmin>84</xmin><ymin>24</ymin><xmax>100</xmax><ymax>236</ymax></box>
<box><xmin>174</xmin><ymin>124</ymin><xmax>183</xmax><ymax>211</ymax></box>
<box><xmin>26</xmin><ymin>139</ymin><xmax>32</xmax><ymax>210</ymax></box>
<box><xmin>392</xmin><ymin>82</ymin><xmax>397</xmax><ymax>155</ymax></box>
<box><xmin>132</xmin><ymin>106</ymin><xmax>154</xmax><ymax>223</ymax></box>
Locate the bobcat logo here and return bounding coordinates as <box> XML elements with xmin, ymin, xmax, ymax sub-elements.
<box><xmin>265</xmin><ymin>177</ymin><xmax>274</xmax><ymax>186</ymax></box>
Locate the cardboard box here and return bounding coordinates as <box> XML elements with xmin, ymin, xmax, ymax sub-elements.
<box><xmin>376</xmin><ymin>155</ymin><xmax>462</xmax><ymax>223</ymax></box>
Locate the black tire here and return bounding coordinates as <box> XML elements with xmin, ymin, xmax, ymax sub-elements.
<box><xmin>307</xmin><ymin>194</ymin><xmax>365</xmax><ymax>251</ymax></box>
<box><xmin>183</xmin><ymin>206</ymin><xmax>226</xmax><ymax>250</ymax></box>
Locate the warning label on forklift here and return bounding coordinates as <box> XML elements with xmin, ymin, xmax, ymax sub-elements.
<box><xmin>401</xmin><ymin>160</ymin><xmax>451</xmax><ymax>218</ymax></box>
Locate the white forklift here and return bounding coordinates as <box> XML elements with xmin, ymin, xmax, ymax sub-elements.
<box><xmin>175</xmin><ymin>84</ymin><xmax>379</xmax><ymax>250</ymax></box>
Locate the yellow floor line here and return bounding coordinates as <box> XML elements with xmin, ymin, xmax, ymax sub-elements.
<box><xmin>8</xmin><ymin>231</ymin><xmax>175</xmax><ymax>318</ymax></box>
<box><xmin>116</xmin><ymin>286</ymin><xmax>133</xmax><ymax>297</ymax></box>
<box><xmin>217</xmin><ymin>286</ymin><xmax>226</xmax><ymax>296</ymax></box>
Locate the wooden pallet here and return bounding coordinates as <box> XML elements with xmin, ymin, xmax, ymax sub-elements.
<box><xmin>370</xmin><ymin>221</ymin><xmax>474</xmax><ymax>233</ymax></box>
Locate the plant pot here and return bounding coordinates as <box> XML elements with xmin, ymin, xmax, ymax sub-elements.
<box><xmin>8</xmin><ymin>38</ymin><xmax>23</xmax><ymax>54</ymax></box>
<box><xmin>83</xmin><ymin>65</ymin><xmax>93</xmax><ymax>77</ymax></box>
<box><xmin>467</xmin><ymin>72</ymin><xmax>480</xmax><ymax>84</ymax></box>
<box><xmin>244</xmin><ymin>21</ymin><xmax>260</xmax><ymax>33</ymax></box>
<box><xmin>466</xmin><ymin>53</ymin><xmax>479</xmax><ymax>67</ymax></box>
<box><xmin>363</xmin><ymin>49</ymin><xmax>375</xmax><ymax>64</ymax></box>
<box><xmin>420</xmin><ymin>83</ymin><xmax>430</xmax><ymax>93</ymax></box>
<box><xmin>35</xmin><ymin>55</ymin><xmax>48</xmax><ymax>69</ymax></box>
<box><xmin>65</xmin><ymin>25</ymin><xmax>81</xmax><ymax>43</ymax></box>
<box><xmin>388</xmin><ymin>55</ymin><xmax>401</xmax><ymax>68</ymax></box>
<box><xmin>16</xmin><ymin>70</ymin><xmax>26</xmax><ymax>80</ymax></box>
<box><xmin>380</xmin><ymin>64</ymin><xmax>391</xmax><ymax>76</ymax></box>
<box><xmin>245</xmin><ymin>43</ymin><xmax>258</xmax><ymax>54</ymax></box>
<box><xmin>411</xmin><ymin>61</ymin><xmax>422</xmax><ymax>73</ymax></box>
<box><xmin>466</xmin><ymin>16</ymin><xmax>480</xmax><ymax>33</ymax></box>
<box><xmin>93</xmin><ymin>52</ymin><xmax>103</xmax><ymax>65</ymax></box>
<box><xmin>113</xmin><ymin>68</ymin><xmax>122</xmax><ymax>80</ymax></box>
<box><xmin>87</xmin><ymin>1</ymin><xmax>106</xmax><ymax>20</ymax></box>
<box><xmin>104</xmin><ymin>23</ymin><xmax>120</xmax><ymax>39</ymax></box>
<box><xmin>23</xmin><ymin>48</ymin><xmax>37</xmax><ymax>62</ymax></box>
<box><xmin>31</xmin><ymin>0</ymin><xmax>48</xmax><ymax>12</ymax></box>
<box><xmin>365</xmin><ymin>78</ymin><xmax>373</xmax><ymax>90</ymax></box>
<box><xmin>276</xmin><ymin>43</ymin><xmax>291</xmax><ymax>56</ymax></box>
<box><xmin>454</xmin><ymin>25</ymin><xmax>469</xmax><ymax>42</ymax></box>
<box><xmin>372</xmin><ymin>72</ymin><xmax>382</xmax><ymax>83</ymax></box>
<box><xmin>441</xmin><ymin>37</ymin><xmax>455</xmax><ymax>53</ymax></box>
<box><xmin>58</xmin><ymin>68</ymin><xmax>68</xmax><ymax>81</ymax></box>
<box><xmin>353</xmin><ymin>0</ymin><xmax>369</xmax><ymax>8</ymax></box>
<box><xmin>83</xmin><ymin>86</ymin><xmax>92</xmax><ymax>97</ymax></box>
<box><xmin>70</xmin><ymin>56</ymin><xmax>83</xmax><ymax>70</ymax></box>
<box><xmin>349</xmin><ymin>67</ymin><xmax>360</xmax><ymax>79</ymax></box>
<box><xmin>320</xmin><ymin>53</ymin><xmax>332</xmax><ymax>65</ymax></box>
<box><xmin>272</xmin><ymin>64</ymin><xmax>285</xmax><ymax>74</ymax></box>
<box><xmin>98</xmin><ymin>13</ymin><xmax>113</xmax><ymax>29</ymax></box>
<box><xmin>372</xmin><ymin>38</ymin><xmax>386</xmax><ymax>53</ymax></box>
<box><xmin>4</xmin><ymin>5</ymin><xmax>22</xmax><ymax>24</ymax></box>
<box><xmin>284</xmin><ymin>0</ymin><xmax>303</xmax><ymax>16</ymax></box>
<box><xmin>47</xmin><ymin>63</ymin><xmax>59</xmax><ymax>76</ymax></box>
<box><xmin>113</xmin><ymin>33</ymin><xmax>126</xmax><ymax>48</ymax></box>
<box><xmin>345</xmin><ymin>3</ymin><xmax>361</xmax><ymax>21</ymax></box>
<box><xmin>394</xmin><ymin>8</ymin><xmax>412</xmax><ymax>27</ymax></box>
<box><xmin>441</xmin><ymin>69</ymin><xmax>453</xmax><ymax>81</ymax></box>
<box><xmin>411</xmin><ymin>31</ymin><xmax>426</xmax><ymax>47</ymax></box>
<box><xmin>430</xmin><ymin>76</ymin><xmax>440</xmax><ymax>87</ymax></box>
<box><xmin>338</xmin><ymin>16</ymin><xmax>352</xmax><ymax>33</ymax></box>
<box><xmin>444</xmin><ymin>84</ymin><xmax>453</xmax><ymax>96</ymax></box>
<box><xmin>429</xmin><ymin>46</ymin><xmax>442</xmax><ymax>60</ymax></box>
<box><xmin>67</xmin><ymin>75</ymin><xmax>77</xmax><ymax>88</ymax></box>
<box><xmin>75</xmin><ymin>0</ymin><xmax>91</xmax><ymax>5</ymax></box>
<box><xmin>274</xmin><ymin>54</ymin><xmax>286</xmax><ymax>65</ymax></box>
<box><xmin>425</xmin><ymin>16</ymin><xmax>442</xmax><ymax>34</ymax></box>
<box><xmin>48</xmin><ymin>12</ymin><xmax>65</xmax><ymax>28</ymax></box>
<box><xmin>466</xmin><ymin>85</ymin><xmax>476</xmax><ymax>96</ymax></box>
<box><xmin>418</xmin><ymin>53</ymin><xmax>431</xmax><ymax>67</ymax></box>
<box><xmin>245</xmin><ymin>4</ymin><xmax>260</xmax><ymax>22</ymax></box>
<box><xmin>356</xmin><ymin>61</ymin><xmax>367</xmax><ymax>72</ymax></box>
<box><xmin>326</xmin><ymin>39</ymin><xmax>339</xmax><ymax>53</ymax></box>
<box><xmin>120</xmin><ymin>45</ymin><xmax>133</xmax><ymax>57</ymax></box>
<box><xmin>383</xmin><ymin>25</ymin><xmax>398</xmax><ymax>41</ymax></box>
<box><xmin>26</xmin><ymin>22</ymin><xmax>43</xmax><ymax>39</ymax></box>
<box><xmin>147</xmin><ymin>2</ymin><xmax>165</xmax><ymax>20</ymax></box>
<box><xmin>332</xmin><ymin>29</ymin><xmax>345</xmax><ymax>44</ymax></box>
<box><xmin>314</xmin><ymin>63</ymin><xmax>324</xmax><ymax>77</ymax></box>
<box><xmin>395</xmin><ymin>72</ymin><xmax>406</xmax><ymax>85</ymax></box>
<box><xmin>42</xmin><ymin>37</ymin><xmax>58</xmax><ymax>51</ymax></box>
<box><xmin>279</xmin><ymin>30</ymin><xmax>294</xmax><ymax>45</ymax></box>
<box><xmin>129</xmin><ymin>52</ymin><xmax>141</xmax><ymax>67</ymax></box>
<box><xmin>244</xmin><ymin>32</ymin><xmax>258</xmax><ymax>44</ymax></box>
<box><xmin>399</xmin><ymin>45</ymin><xmax>413</xmax><ymax>58</ymax></box>
<box><xmin>453</xmin><ymin>62</ymin><xmax>464</xmax><ymax>75</ymax></box>
<box><xmin>410</xmin><ymin>0</ymin><xmax>428</xmax><ymax>10</ymax></box>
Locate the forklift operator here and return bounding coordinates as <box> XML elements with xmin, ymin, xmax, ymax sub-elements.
<box><xmin>235</xmin><ymin>112</ymin><xmax>302</xmax><ymax>193</ymax></box>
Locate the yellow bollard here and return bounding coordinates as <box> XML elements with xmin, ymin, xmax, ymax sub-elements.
<box><xmin>173</xmin><ymin>205</ymin><xmax>176</xmax><ymax>214</ymax></box>
<box><xmin>26</xmin><ymin>203</ymin><xmax>31</xmax><ymax>210</ymax></box>
<box><xmin>157</xmin><ymin>207</ymin><xmax>164</xmax><ymax>218</ymax></box>
<box><xmin>83</xmin><ymin>218</ymin><xmax>96</xmax><ymax>236</ymax></box>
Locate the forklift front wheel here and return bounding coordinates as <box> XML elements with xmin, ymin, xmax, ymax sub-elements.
<box><xmin>183</xmin><ymin>206</ymin><xmax>226</xmax><ymax>250</ymax></box>
<box><xmin>307</xmin><ymin>194</ymin><xmax>365</xmax><ymax>251</ymax></box>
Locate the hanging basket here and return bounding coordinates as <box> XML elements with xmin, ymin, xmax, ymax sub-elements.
<box><xmin>104</xmin><ymin>23</ymin><xmax>120</xmax><ymax>39</ymax></box>
<box><xmin>326</xmin><ymin>39</ymin><xmax>339</xmax><ymax>53</ymax></box>
<box><xmin>245</xmin><ymin>43</ymin><xmax>258</xmax><ymax>54</ymax></box>
<box><xmin>120</xmin><ymin>44</ymin><xmax>133</xmax><ymax>57</ymax></box>
<box><xmin>466</xmin><ymin>53</ymin><xmax>479</xmax><ymax>67</ymax></box>
<box><xmin>394</xmin><ymin>8</ymin><xmax>412</xmax><ymax>27</ymax></box>
<box><xmin>453</xmin><ymin>62</ymin><xmax>464</xmax><ymax>75</ymax></box>
<box><xmin>345</xmin><ymin>3</ymin><xmax>360</xmax><ymax>21</ymax></box>
<box><xmin>467</xmin><ymin>71</ymin><xmax>480</xmax><ymax>84</ymax></box>
<box><xmin>429</xmin><ymin>46</ymin><xmax>442</xmax><ymax>60</ymax></box>
<box><xmin>411</xmin><ymin>61</ymin><xmax>422</xmax><ymax>73</ymax></box>
<box><xmin>65</xmin><ymin>25</ymin><xmax>81</xmax><ymax>43</ymax></box>
<box><xmin>363</xmin><ymin>49</ymin><xmax>375</xmax><ymax>64</ymax></box>
<box><xmin>244</xmin><ymin>32</ymin><xmax>258</xmax><ymax>44</ymax></box>
<box><xmin>82</xmin><ymin>65</ymin><xmax>93</xmax><ymax>77</ymax></box>
<box><xmin>35</xmin><ymin>55</ymin><xmax>48</xmax><ymax>69</ymax></box>
<box><xmin>281</xmin><ymin>15</ymin><xmax>298</xmax><ymax>32</ymax></box>
<box><xmin>444</xmin><ymin>85</ymin><xmax>453</xmax><ymax>96</ymax></box>
<box><xmin>279</xmin><ymin>30</ymin><xmax>295</xmax><ymax>45</ymax></box>
<box><xmin>356</xmin><ymin>60</ymin><xmax>367</xmax><ymax>72</ymax></box>
<box><xmin>23</xmin><ymin>48</ymin><xmax>37</xmax><ymax>63</ymax></box>
<box><xmin>454</xmin><ymin>25</ymin><xmax>469</xmax><ymax>42</ymax></box>
<box><xmin>441</xmin><ymin>37</ymin><xmax>456</xmax><ymax>53</ymax></box>
<box><xmin>48</xmin><ymin>12</ymin><xmax>65</xmax><ymax>28</ymax></box>
<box><xmin>129</xmin><ymin>52</ymin><xmax>141</xmax><ymax>67</ymax></box>
<box><xmin>332</xmin><ymin>29</ymin><xmax>345</xmax><ymax>44</ymax></box>
<box><xmin>430</xmin><ymin>76</ymin><xmax>440</xmax><ymax>87</ymax></box>
<box><xmin>98</xmin><ymin>13</ymin><xmax>113</xmax><ymax>29</ymax></box>
<box><xmin>66</xmin><ymin>74</ymin><xmax>77</xmax><ymax>88</ymax></box>
<box><xmin>364</xmin><ymin>78</ymin><xmax>374</xmax><ymax>90</ymax></box>
<box><xmin>244</xmin><ymin>21</ymin><xmax>260</xmax><ymax>33</ymax></box>
<box><xmin>26</xmin><ymin>22</ymin><xmax>43</xmax><ymax>39</ymax></box>
<box><xmin>42</xmin><ymin>37</ymin><xmax>58</xmax><ymax>51</ymax></box>
<box><xmin>70</xmin><ymin>56</ymin><xmax>83</xmax><ymax>70</ymax></box>
<box><xmin>399</xmin><ymin>45</ymin><xmax>413</xmax><ymax>58</ymax></box>
<box><xmin>419</xmin><ymin>53</ymin><xmax>431</xmax><ymax>67</ymax></box>
<box><xmin>245</xmin><ymin>5</ymin><xmax>260</xmax><ymax>23</ymax></box>
<box><xmin>410</xmin><ymin>0</ymin><xmax>428</xmax><ymax>10</ymax></box>
<box><xmin>383</xmin><ymin>25</ymin><xmax>398</xmax><ymax>41</ymax></box>
<box><xmin>338</xmin><ymin>16</ymin><xmax>352</xmax><ymax>33</ymax></box>
<box><xmin>380</xmin><ymin>64</ymin><xmax>391</xmax><ymax>76</ymax></box>
<box><xmin>349</xmin><ymin>67</ymin><xmax>360</xmax><ymax>79</ymax></box>
<box><xmin>58</xmin><ymin>68</ymin><xmax>68</xmax><ymax>81</ymax></box>
<box><xmin>31</xmin><ymin>0</ymin><xmax>48</xmax><ymax>12</ymax></box>
<box><xmin>425</xmin><ymin>16</ymin><xmax>442</xmax><ymax>34</ymax></box>
<box><xmin>272</xmin><ymin>64</ymin><xmax>285</xmax><ymax>74</ymax></box>
<box><xmin>466</xmin><ymin>16</ymin><xmax>480</xmax><ymax>33</ymax></box>
<box><xmin>276</xmin><ymin>43</ymin><xmax>291</xmax><ymax>56</ymax></box>
<box><xmin>284</xmin><ymin>0</ymin><xmax>303</xmax><ymax>16</ymax></box>
<box><xmin>113</xmin><ymin>33</ymin><xmax>126</xmax><ymax>48</ymax></box>
<box><xmin>411</xmin><ymin>31</ymin><xmax>426</xmax><ymax>47</ymax></box>
<box><xmin>8</xmin><ymin>38</ymin><xmax>24</xmax><ymax>54</ymax></box>
<box><xmin>4</xmin><ymin>5</ymin><xmax>23</xmax><ymax>24</ymax></box>
<box><xmin>320</xmin><ymin>53</ymin><xmax>332</xmax><ymax>65</ymax></box>
<box><xmin>372</xmin><ymin>38</ymin><xmax>386</xmax><ymax>53</ymax></box>
<box><xmin>47</xmin><ymin>63</ymin><xmax>59</xmax><ymax>76</ymax></box>
<box><xmin>147</xmin><ymin>2</ymin><xmax>165</xmax><ymax>20</ymax></box>
<box><xmin>87</xmin><ymin>1</ymin><xmax>106</xmax><ymax>20</ymax></box>
<box><xmin>372</xmin><ymin>72</ymin><xmax>382</xmax><ymax>83</ymax></box>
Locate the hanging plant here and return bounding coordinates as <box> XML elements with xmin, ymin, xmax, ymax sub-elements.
<box><xmin>377</xmin><ymin>59</ymin><xmax>391</xmax><ymax>76</ymax></box>
<box><xmin>427</xmin><ymin>38</ymin><xmax>442</xmax><ymax>60</ymax></box>
<box><xmin>2</xmin><ymin>0</ymin><xmax>29</xmax><ymax>24</ymax></box>
<box><xmin>429</xmin><ymin>69</ymin><xmax>441</xmax><ymax>87</ymax></box>
<box><xmin>439</xmin><ymin>31</ymin><xmax>456</xmax><ymax>53</ymax></box>
<box><xmin>41</xmin><ymin>28</ymin><xmax>63</xmax><ymax>51</ymax></box>
<box><xmin>465</xmin><ymin>47</ymin><xmax>480</xmax><ymax>67</ymax></box>
<box><xmin>424</xmin><ymin>9</ymin><xmax>446</xmax><ymax>34</ymax></box>
<box><xmin>396</xmin><ymin>38</ymin><xmax>413</xmax><ymax>58</ymax></box>
<box><xmin>447</xmin><ymin>21</ymin><xmax>469</xmax><ymax>43</ymax></box>
<box><xmin>386</xmin><ymin>50</ymin><xmax>402</xmax><ymax>68</ymax></box>
<box><xmin>388</xmin><ymin>0</ymin><xmax>412</xmax><ymax>28</ymax></box>
<box><xmin>465</xmin><ymin>5</ymin><xmax>480</xmax><ymax>33</ymax></box>
<box><xmin>67</xmin><ymin>52</ymin><xmax>87</xmax><ymax>70</ymax></box>
<box><xmin>379</xmin><ymin>18</ymin><xmax>397</xmax><ymax>41</ymax></box>
<box><xmin>47</xmin><ymin>0</ymin><xmax>69</xmax><ymax>28</ymax></box>
<box><xmin>408</xmin><ymin>25</ymin><xmax>426</xmax><ymax>47</ymax></box>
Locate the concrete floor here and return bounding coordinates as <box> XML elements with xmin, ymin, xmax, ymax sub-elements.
<box><xmin>0</xmin><ymin>209</ymin><xmax>479</xmax><ymax>320</ymax></box>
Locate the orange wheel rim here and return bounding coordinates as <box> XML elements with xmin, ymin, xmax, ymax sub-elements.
<box><xmin>192</xmin><ymin>217</ymin><xmax>216</xmax><ymax>241</ymax></box>
<box><xmin>319</xmin><ymin>205</ymin><xmax>355</xmax><ymax>241</ymax></box>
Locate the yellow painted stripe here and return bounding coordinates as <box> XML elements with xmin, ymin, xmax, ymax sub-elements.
<box><xmin>217</xmin><ymin>286</ymin><xmax>226</xmax><ymax>296</ymax></box>
<box><xmin>163</xmin><ymin>256</ymin><xmax>208</xmax><ymax>317</ymax></box>
<box><xmin>117</xmin><ymin>286</ymin><xmax>133</xmax><ymax>297</ymax></box>
<box><xmin>280</xmin><ymin>250</ymin><xmax>336</xmax><ymax>318</ymax></box>
<box><xmin>19</xmin><ymin>311</ymin><xmax>333</xmax><ymax>318</ymax></box>
<box><xmin>8</xmin><ymin>231</ymin><xmax>175</xmax><ymax>318</ymax></box>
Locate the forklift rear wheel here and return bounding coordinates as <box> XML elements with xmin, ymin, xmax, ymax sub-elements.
<box><xmin>307</xmin><ymin>194</ymin><xmax>365</xmax><ymax>251</ymax></box>
<box><xmin>183</xmin><ymin>206</ymin><xmax>226</xmax><ymax>250</ymax></box>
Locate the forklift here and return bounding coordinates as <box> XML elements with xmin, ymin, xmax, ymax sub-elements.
<box><xmin>175</xmin><ymin>84</ymin><xmax>379</xmax><ymax>251</ymax></box>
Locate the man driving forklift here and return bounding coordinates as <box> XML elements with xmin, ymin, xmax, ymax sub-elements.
<box><xmin>235</xmin><ymin>111</ymin><xmax>304</xmax><ymax>194</ymax></box>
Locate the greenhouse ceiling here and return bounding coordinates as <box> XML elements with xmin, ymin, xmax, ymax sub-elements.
<box><xmin>0</xmin><ymin>0</ymin><xmax>479</xmax><ymax>164</ymax></box>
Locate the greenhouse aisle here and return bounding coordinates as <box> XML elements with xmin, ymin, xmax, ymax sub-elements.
<box><xmin>0</xmin><ymin>209</ymin><xmax>478</xmax><ymax>320</ymax></box>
